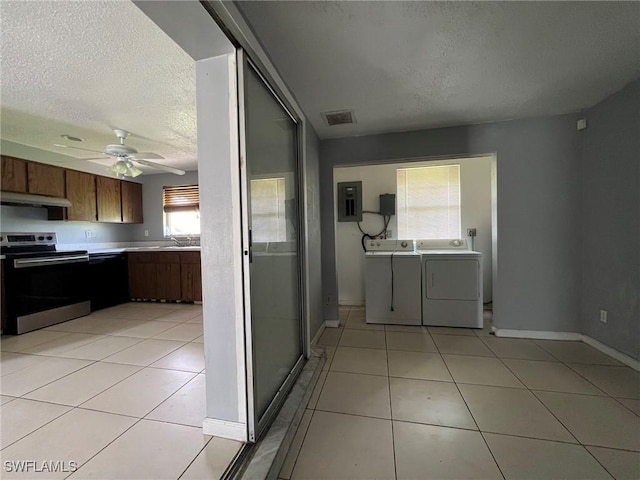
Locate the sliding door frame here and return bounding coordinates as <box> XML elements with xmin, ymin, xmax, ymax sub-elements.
<box><xmin>237</xmin><ymin>48</ymin><xmax>308</xmax><ymax>442</ymax></box>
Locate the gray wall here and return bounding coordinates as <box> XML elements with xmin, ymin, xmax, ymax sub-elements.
<box><xmin>0</xmin><ymin>205</ymin><xmax>136</xmax><ymax>245</ymax></box>
<box><xmin>320</xmin><ymin>113</ymin><xmax>583</xmax><ymax>334</ymax></box>
<box><xmin>130</xmin><ymin>170</ymin><xmax>199</xmax><ymax>241</ymax></box>
<box><xmin>304</xmin><ymin>123</ymin><xmax>324</xmax><ymax>340</ymax></box>
<box><xmin>581</xmin><ymin>79</ymin><xmax>640</xmax><ymax>360</ymax></box>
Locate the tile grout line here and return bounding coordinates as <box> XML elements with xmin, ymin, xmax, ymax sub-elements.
<box><xmin>0</xmin><ymin>401</ymin><xmax>73</xmax><ymax>451</ymax></box>
<box><xmin>286</xmin><ymin>310</ymin><xmax>345</xmax><ymax>478</ymax></box>
<box><xmin>62</xmin><ymin>413</ymin><xmax>146</xmax><ymax>479</ymax></box>
<box><xmin>435</xmin><ymin>340</ymin><xmax>507</xmax><ymax>480</ymax></box>
<box><xmin>282</xmin><ymin>408</ymin><xmax>316</xmax><ymax>479</ymax></box>
<box><xmin>175</xmin><ymin>435</ymin><xmax>215</xmax><ymax>480</ymax></box>
<box><xmin>383</xmin><ymin>323</ymin><xmax>399</xmax><ymax>480</ymax></box>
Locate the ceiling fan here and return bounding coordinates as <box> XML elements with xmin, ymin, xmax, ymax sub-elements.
<box><xmin>55</xmin><ymin>129</ymin><xmax>186</xmax><ymax>178</ymax></box>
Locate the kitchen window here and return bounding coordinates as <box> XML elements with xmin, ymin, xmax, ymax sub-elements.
<box><xmin>163</xmin><ymin>185</ymin><xmax>200</xmax><ymax>237</ymax></box>
<box><xmin>397</xmin><ymin>165</ymin><xmax>461</xmax><ymax>239</ymax></box>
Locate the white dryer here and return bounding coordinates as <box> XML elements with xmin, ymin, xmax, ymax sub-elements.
<box><xmin>365</xmin><ymin>239</ymin><xmax>422</xmax><ymax>325</ymax></box>
<box><xmin>416</xmin><ymin>239</ymin><xmax>483</xmax><ymax>329</ymax></box>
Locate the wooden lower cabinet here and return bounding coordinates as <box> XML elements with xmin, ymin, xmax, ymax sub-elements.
<box><xmin>1</xmin><ymin>261</ymin><xmax>6</xmax><ymax>333</ymax></box>
<box><xmin>128</xmin><ymin>251</ymin><xmax>201</xmax><ymax>302</ymax></box>
<box><xmin>180</xmin><ymin>264</ymin><xmax>202</xmax><ymax>302</ymax></box>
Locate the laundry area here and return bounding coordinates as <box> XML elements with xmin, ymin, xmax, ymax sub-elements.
<box><xmin>334</xmin><ymin>156</ymin><xmax>493</xmax><ymax>330</ymax></box>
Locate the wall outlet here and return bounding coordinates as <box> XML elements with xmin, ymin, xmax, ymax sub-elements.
<box><xmin>386</xmin><ymin>229</ymin><xmax>392</xmax><ymax>239</ymax></box>
<box><xmin>84</xmin><ymin>229</ymin><xmax>94</xmax><ymax>239</ymax></box>
<box><xmin>144</xmin><ymin>229</ymin><xmax>149</xmax><ymax>237</ymax></box>
<box><xmin>467</xmin><ymin>228</ymin><xmax>477</xmax><ymax>237</ymax></box>
<box><xmin>599</xmin><ymin>309</ymin><xmax>608</xmax><ymax>324</ymax></box>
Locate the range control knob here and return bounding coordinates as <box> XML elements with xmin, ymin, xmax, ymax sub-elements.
<box><xmin>38</xmin><ymin>236</ymin><xmax>45</xmax><ymax>241</ymax></box>
<box><xmin>46</xmin><ymin>236</ymin><xmax>53</xmax><ymax>241</ymax></box>
<box><xmin>0</xmin><ymin>236</ymin><xmax>3</xmax><ymax>242</ymax></box>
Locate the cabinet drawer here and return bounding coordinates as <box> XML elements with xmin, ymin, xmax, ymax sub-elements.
<box><xmin>156</xmin><ymin>252</ymin><xmax>181</xmax><ymax>264</ymax></box>
<box><xmin>180</xmin><ymin>252</ymin><xmax>201</xmax><ymax>264</ymax></box>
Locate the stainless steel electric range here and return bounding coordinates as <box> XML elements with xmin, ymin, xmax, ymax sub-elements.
<box><xmin>1</xmin><ymin>232</ymin><xmax>90</xmax><ymax>334</ymax></box>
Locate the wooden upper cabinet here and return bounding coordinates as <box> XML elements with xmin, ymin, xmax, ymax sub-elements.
<box><xmin>66</xmin><ymin>170</ymin><xmax>97</xmax><ymax>221</ymax></box>
<box><xmin>27</xmin><ymin>162</ymin><xmax>65</xmax><ymax>197</ymax></box>
<box><xmin>96</xmin><ymin>176</ymin><xmax>122</xmax><ymax>223</ymax></box>
<box><xmin>121</xmin><ymin>181</ymin><xmax>143</xmax><ymax>224</ymax></box>
<box><xmin>1</xmin><ymin>155</ymin><xmax>28</xmax><ymax>193</ymax></box>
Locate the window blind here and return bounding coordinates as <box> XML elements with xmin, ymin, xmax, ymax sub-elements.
<box><xmin>163</xmin><ymin>185</ymin><xmax>199</xmax><ymax>213</ymax></box>
<box><xmin>397</xmin><ymin>165</ymin><xmax>461</xmax><ymax>239</ymax></box>
<box><xmin>251</xmin><ymin>177</ymin><xmax>287</xmax><ymax>242</ymax></box>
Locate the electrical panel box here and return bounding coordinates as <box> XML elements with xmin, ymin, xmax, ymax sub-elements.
<box><xmin>337</xmin><ymin>181</ymin><xmax>362</xmax><ymax>222</ymax></box>
<box><xmin>379</xmin><ymin>193</ymin><xmax>396</xmax><ymax>216</ymax></box>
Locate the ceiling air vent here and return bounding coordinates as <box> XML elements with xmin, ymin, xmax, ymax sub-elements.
<box><xmin>323</xmin><ymin>109</ymin><xmax>356</xmax><ymax>126</ymax></box>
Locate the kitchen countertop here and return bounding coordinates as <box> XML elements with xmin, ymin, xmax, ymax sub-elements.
<box><xmin>85</xmin><ymin>246</ymin><xmax>201</xmax><ymax>254</ymax></box>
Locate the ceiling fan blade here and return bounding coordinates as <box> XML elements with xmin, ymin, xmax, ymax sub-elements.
<box><xmin>53</xmin><ymin>143</ymin><xmax>105</xmax><ymax>154</ymax></box>
<box><xmin>134</xmin><ymin>159</ymin><xmax>186</xmax><ymax>175</ymax></box>
<box><xmin>81</xmin><ymin>156</ymin><xmax>110</xmax><ymax>161</ymax></box>
<box><xmin>133</xmin><ymin>152</ymin><xmax>164</xmax><ymax>160</ymax></box>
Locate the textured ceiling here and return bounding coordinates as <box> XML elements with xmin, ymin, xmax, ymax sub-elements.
<box><xmin>0</xmin><ymin>0</ymin><xmax>197</xmax><ymax>173</ymax></box>
<box><xmin>238</xmin><ymin>1</ymin><xmax>640</xmax><ymax>138</ymax></box>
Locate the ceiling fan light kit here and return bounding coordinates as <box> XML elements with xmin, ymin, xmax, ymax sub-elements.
<box><xmin>108</xmin><ymin>158</ymin><xmax>143</xmax><ymax>178</ymax></box>
<box><xmin>54</xmin><ymin>128</ymin><xmax>186</xmax><ymax>177</ymax></box>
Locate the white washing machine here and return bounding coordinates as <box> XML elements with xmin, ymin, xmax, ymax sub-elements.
<box><xmin>417</xmin><ymin>239</ymin><xmax>483</xmax><ymax>329</ymax></box>
<box><xmin>365</xmin><ymin>239</ymin><xmax>422</xmax><ymax>325</ymax></box>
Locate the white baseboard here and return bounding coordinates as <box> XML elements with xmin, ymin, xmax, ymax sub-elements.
<box><xmin>492</xmin><ymin>328</ymin><xmax>581</xmax><ymax>341</ymax></box>
<box><xmin>202</xmin><ymin>418</ymin><xmax>247</xmax><ymax>442</ymax></box>
<box><xmin>325</xmin><ymin>320</ymin><xmax>340</xmax><ymax>328</ymax></box>
<box><xmin>582</xmin><ymin>335</ymin><xmax>640</xmax><ymax>371</ymax></box>
<box><xmin>338</xmin><ymin>301</ymin><xmax>365</xmax><ymax>307</ymax></box>
<box><xmin>492</xmin><ymin>328</ymin><xmax>640</xmax><ymax>371</ymax></box>
<box><xmin>311</xmin><ymin>322</ymin><xmax>326</xmax><ymax>345</ymax></box>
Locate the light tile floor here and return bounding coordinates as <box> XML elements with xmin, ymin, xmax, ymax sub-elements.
<box><xmin>282</xmin><ymin>306</ymin><xmax>640</xmax><ymax>480</ymax></box>
<box><xmin>0</xmin><ymin>302</ymin><xmax>241</xmax><ymax>480</ymax></box>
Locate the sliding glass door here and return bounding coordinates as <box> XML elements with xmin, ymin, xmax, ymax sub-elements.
<box><xmin>238</xmin><ymin>51</ymin><xmax>304</xmax><ymax>441</ymax></box>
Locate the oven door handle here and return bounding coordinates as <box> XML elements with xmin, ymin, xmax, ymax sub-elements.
<box><xmin>13</xmin><ymin>254</ymin><xmax>90</xmax><ymax>269</ymax></box>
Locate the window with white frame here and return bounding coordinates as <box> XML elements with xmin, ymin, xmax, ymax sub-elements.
<box><xmin>163</xmin><ymin>185</ymin><xmax>200</xmax><ymax>236</ymax></box>
<box><xmin>396</xmin><ymin>165</ymin><xmax>461</xmax><ymax>239</ymax></box>
<box><xmin>250</xmin><ymin>177</ymin><xmax>288</xmax><ymax>242</ymax></box>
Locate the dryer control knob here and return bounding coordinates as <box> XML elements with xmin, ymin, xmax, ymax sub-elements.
<box><xmin>401</xmin><ymin>241</ymin><xmax>408</xmax><ymax>248</ymax></box>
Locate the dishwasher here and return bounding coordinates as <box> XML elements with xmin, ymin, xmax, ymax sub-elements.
<box><xmin>88</xmin><ymin>252</ymin><xmax>129</xmax><ymax>311</ymax></box>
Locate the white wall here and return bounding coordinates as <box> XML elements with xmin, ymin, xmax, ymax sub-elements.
<box><xmin>334</xmin><ymin>156</ymin><xmax>493</xmax><ymax>305</ymax></box>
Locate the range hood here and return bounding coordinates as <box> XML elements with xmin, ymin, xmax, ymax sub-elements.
<box><xmin>1</xmin><ymin>191</ymin><xmax>72</xmax><ymax>208</ymax></box>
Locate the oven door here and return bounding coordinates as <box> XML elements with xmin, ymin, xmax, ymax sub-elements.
<box><xmin>5</xmin><ymin>254</ymin><xmax>91</xmax><ymax>334</ymax></box>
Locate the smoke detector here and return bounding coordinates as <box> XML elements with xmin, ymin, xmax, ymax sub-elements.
<box><xmin>322</xmin><ymin>109</ymin><xmax>356</xmax><ymax>126</ymax></box>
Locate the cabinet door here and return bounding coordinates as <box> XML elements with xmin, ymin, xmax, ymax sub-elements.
<box><xmin>66</xmin><ymin>170</ymin><xmax>97</xmax><ymax>221</ymax></box>
<box><xmin>180</xmin><ymin>252</ymin><xmax>202</xmax><ymax>301</ymax></box>
<box><xmin>181</xmin><ymin>263</ymin><xmax>202</xmax><ymax>302</ymax></box>
<box><xmin>27</xmin><ymin>162</ymin><xmax>65</xmax><ymax>197</ymax></box>
<box><xmin>128</xmin><ymin>254</ymin><xmax>144</xmax><ymax>299</ymax></box>
<box><xmin>1</xmin><ymin>156</ymin><xmax>28</xmax><ymax>193</ymax></box>
<box><xmin>156</xmin><ymin>263</ymin><xmax>181</xmax><ymax>301</ymax></box>
<box><xmin>1</xmin><ymin>261</ymin><xmax>6</xmax><ymax>333</ymax></box>
<box><xmin>96</xmin><ymin>176</ymin><xmax>122</xmax><ymax>223</ymax></box>
<box><xmin>128</xmin><ymin>254</ymin><xmax>157</xmax><ymax>300</ymax></box>
<box><xmin>121</xmin><ymin>181</ymin><xmax>143</xmax><ymax>224</ymax></box>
